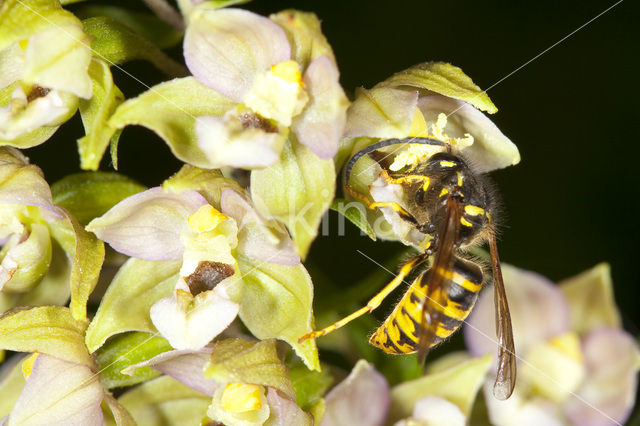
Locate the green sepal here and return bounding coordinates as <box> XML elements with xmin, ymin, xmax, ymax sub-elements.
<box><xmin>270</xmin><ymin>10</ymin><xmax>337</xmax><ymax>71</ymax></box>
<box><xmin>330</xmin><ymin>197</ymin><xmax>376</xmax><ymax>240</ymax></box>
<box><xmin>251</xmin><ymin>139</ymin><xmax>335</xmax><ymax>258</ymax></box>
<box><xmin>163</xmin><ymin>165</ymin><xmax>242</xmax><ymax>208</ymax></box>
<box><xmin>231</xmin><ymin>254</ymin><xmax>319</xmax><ymax>371</ymax></box>
<box><xmin>48</xmin><ymin>207</ymin><xmax>105</xmax><ymax>322</ymax></box>
<box><xmin>85</xmin><ymin>258</ymin><xmax>180</xmax><ymax>353</ymax></box>
<box><xmin>117</xmin><ymin>376</ymin><xmax>210</xmax><ymax>426</ymax></box>
<box><xmin>377</xmin><ymin>62</ymin><xmax>498</xmax><ymax>113</ymax></box>
<box><xmin>0</xmin><ymin>356</ymin><xmax>26</xmax><ymax>418</ymax></box>
<box><xmin>77</xmin><ymin>59</ymin><xmax>125</xmax><ymax>171</ymax></box>
<box><xmin>82</xmin><ymin>16</ymin><xmax>187</xmax><ymax>77</ymax></box>
<box><xmin>559</xmin><ymin>262</ymin><xmax>621</xmax><ymax>335</ymax></box>
<box><xmin>388</xmin><ymin>354</ymin><xmax>492</xmax><ymax>423</ymax></box>
<box><xmin>205</xmin><ymin>338</ymin><xmax>296</xmax><ymax>399</ymax></box>
<box><xmin>95</xmin><ymin>332</ymin><xmax>172</xmax><ymax>389</ymax></box>
<box><xmin>102</xmin><ymin>393</ymin><xmax>137</xmax><ymax>426</ymax></box>
<box><xmin>0</xmin><ymin>306</ymin><xmax>92</xmax><ymax>366</ymax></box>
<box><xmin>52</xmin><ymin>171</ymin><xmax>145</xmax><ymax>225</ymax></box>
<box><xmin>288</xmin><ymin>360</ymin><xmax>333</xmax><ymax>410</ymax></box>
<box><xmin>108</xmin><ymin>77</ymin><xmax>236</xmax><ymax>168</ymax></box>
<box><xmin>76</xmin><ymin>5</ymin><xmax>183</xmax><ymax>49</ymax></box>
<box><xmin>1</xmin><ymin>222</ymin><xmax>52</xmax><ymax>293</ymax></box>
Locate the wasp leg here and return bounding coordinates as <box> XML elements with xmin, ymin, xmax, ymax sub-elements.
<box><xmin>344</xmin><ymin>182</ymin><xmax>418</xmax><ymax>225</ymax></box>
<box><xmin>299</xmin><ymin>253</ymin><xmax>429</xmax><ymax>342</ymax></box>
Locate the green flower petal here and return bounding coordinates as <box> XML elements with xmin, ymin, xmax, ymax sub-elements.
<box><xmin>1</xmin><ymin>222</ymin><xmax>52</xmax><ymax>293</ymax></box>
<box><xmin>163</xmin><ymin>165</ymin><xmax>243</xmax><ymax>208</ymax></box>
<box><xmin>251</xmin><ymin>139</ymin><xmax>335</xmax><ymax>258</ymax></box>
<box><xmin>77</xmin><ymin>59</ymin><xmax>125</xmax><ymax>171</ymax></box>
<box><xmin>378</xmin><ymin>62</ymin><xmax>498</xmax><ymax>114</ymax></box>
<box><xmin>108</xmin><ymin>77</ymin><xmax>236</xmax><ymax>168</ymax></box>
<box><xmin>85</xmin><ymin>258</ymin><xmax>180</xmax><ymax>353</ymax></box>
<box><xmin>270</xmin><ymin>10</ymin><xmax>337</xmax><ymax>71</ymax></box>
<box><xmin>103</xmin><ymin>393</ymin><xmax>136</xmax><ymax>426</ymax></box>
<box><xmin>204</xmin><ymin>338</ymin><xmax>296</xmax><ymax>400</ymax></box>
<box><xmin>558</xmin><ymin>262</ymin><xmax>621</xmax><ymax>334</ymax></box>
<box><xmin>388</xmin><ymin>354</ymin><xmax>492</xmax><ymax>423</ymax></box>
<box><xmin>82</xmin><ymin>16</ymin><xmax>187</xmax><ymax>77</ymax></box>
<box><xmin>95</xmin><ymin>332</ymin><xmax>172</xmax><ymax>389</ymax></box>
<box><xmin>230</xmin><ymin>254</ymin><xmax>319</xmax><ymax>371</ymax></box>
<box><xmin>51</xmin><ymin>171</ymin><xmax>146</xmax><ymax>225</ymax></box>
<box><xmin>48</xmin><ymin>207</ymin><xmax>105</xmax><ymax>322</ymax></box>
<box><xmin>117</xmin><ymin>376</ymin><xmax>210</xmax><ymax>426</ymax></box>
<box><xmin>0</xmin><ymin>306</ymin><xmax>92</xmax><ymax>366</ymax></box>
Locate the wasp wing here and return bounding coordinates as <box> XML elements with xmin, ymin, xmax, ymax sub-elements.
<box><xmin>489</xmin><ymin>231</ymin><xmax>517</xmax><ymax>400</ymax></box>
<box><xmin>416</xmin><ymin>196</ymin><xmax>463</xmax><ymax>364</ymax></box>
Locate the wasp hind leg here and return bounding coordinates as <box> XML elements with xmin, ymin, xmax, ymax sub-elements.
<box><xmin>298</xmin><ymin>253</ymin><xmax>429</xmax><ymax>343</ymax></box>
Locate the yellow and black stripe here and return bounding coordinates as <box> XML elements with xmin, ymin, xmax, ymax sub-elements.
<box><xmin>369</xmin><ymin>257</ymin><xmax>483</xmax><ymax>354</ymax></box>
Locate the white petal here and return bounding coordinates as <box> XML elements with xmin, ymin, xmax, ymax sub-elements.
<box><xmin>321</xmin><ymin>360</ymin><xmax>390</xmax><ymax>426</ymax></box>
<box><xmin>0</xmin><ymin>43</ymin><xmax>24</xmax><ymax>89</ymax></box>
<box><xmin>417</xmin><ymin>95</ymin><xmax>520</xmax><ymax>172</ymax></box>
<box><xmin>184</xmin><ymin>8</ymin><xmax>290</xmax><ymax>101</ymax></box>
<box><xmin>345</xmin><ymin>87</ymin><xmax>417</xmax><ymax>138</ymax></box>
<box><xmin>150</xmin><ymin>287</ymin><xmax>239</xmax><ymax>350</ymax></box>
<box><xmin>465</xmin><ymin>264</ymin><xmax>570</xmax><ymax>362</ymax></box>
<box><xmin>293</xmin><ymin>56</ymin><xmax>349</xmax><ymax>159</ymax></box>
<box><xmin>8</xmin><ymin>355</ymin><xmax>103</xmax><ymax>426</ymax></box>
<box><xmin>411</xmin><ymin>396</ymin><xmax>466</xmax><ymax>426</ymax></box>
<box><xmin>195</xmin><ymin>115</ymin><xmax>284</xmax><ymax>168</ymax></box>
<box><xmin>86</xmin><ymin>187</ymin><xmax>208</xmax><ymax>261</ymax></box>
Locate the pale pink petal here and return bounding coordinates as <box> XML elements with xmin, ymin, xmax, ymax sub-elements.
<box><xmin>321</xmin><ymin>360</ymin><xmax>390</xmax><ymax>426</ymax></box>
<box><xmin>417</xmin><ymin>95</ymin><xmax>520</xmax><ymax>173</ymax></box>
<box><xmin>292</xmin><ymin>56</ymin><xmax>348</xmax><ymax>159</ymax></box>
<box><xmin>86</xmin><ymin>187</ymin><xmax>208</xmax><ymax>261</ymax></box>
<box><xmin>411</xmin><ymin>396</ymin><xmax>466</xmax><ymax>426</ymax></box>
<box><xmin>124</xmin><ymin>348</ymin><xmax>219</xmax><ymax>396</ymax></box>
<box><xmin>465</xmin><ymin>264</ymin><xmax>570</xmax><ymax>362</ymax></box>
<box><xmin>565</xmin><ymin>328</ymin><xmax>639</xmax><ymax>426</ymax></box>
<box><xmin>150</xmin><ymin>286</ymin><xmax>239</xmax><ymax>350</ymax></box>
<box><xmin>220</xmin><ymin>189</ymin><xmax>299</xmax><ymax>265</ymax></box>
<box><xmin>184</xmin><ymin>8</ymin><xmax>290</xmax><ymax>101</ymax></box>
<box><xmin>266</xmin><ymin>388</ymin><xmax>313</xmax><ymax>425</ymax></box>
<box><xmin>8</xmin><ymin>355</ymin><xmax>103</xmax><ymax>425</ymax></box>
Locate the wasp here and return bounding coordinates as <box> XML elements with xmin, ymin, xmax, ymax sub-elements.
<box><xmin>299</xmin><ymin>137</ymin><xmax>516</xmax><ymax>400</ymax></box>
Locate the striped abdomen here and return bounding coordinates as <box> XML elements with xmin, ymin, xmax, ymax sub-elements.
<box><xmin>369</xmin><ymin>257</ymin><xmax>483</xmax><ymax>354</ymax></box>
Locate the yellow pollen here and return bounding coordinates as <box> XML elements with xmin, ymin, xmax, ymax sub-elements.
<box><xmin>18</xmin><ymin>39</ymin><xmax>29</xmax><ymax>50</ymax></box>
<box><xmin>456</xmin><ymin>171</ymin><xmax>463</xmax><ymax>186</ymax></box>
<box><xmin>464</xmin><ymin>205</ymin><xmax>485</xmax><ymax>216</ymax></box>
<box><xmin>549</xmin><ymin>333</ymin><xmax>583</xmax><ymax>362</ymax></box>
<box><xmin>22</xmin><ymin>353</ymin><xmax>39</xmax><ymax>379</ymax></box>
<box><xmin>188</xmin><ymin>204</ymin><xmax>227</xmax><ymax>233</ymax></box>
<box><xmin>272</xmin><ymin>60</ymin><xmax>302</xmax><ymax>84</ymax></box>
<box><xmin>221</xmin><ymin>383</ymin><xmax>263</xmax><ymax>412</ymax></box>
<box><xmin>460</xmin><ymin>217</ymin><xmax>473</xmax><ymax>227</ymax></box>
<box><xmin>439</xmin><ymin>188</ymin><xmax>449</xmax><ymax>197</ymax></box>
<box><xmin>440</xmin><ymin>160</ymin><xmax>457</xmax><ymax>168</ymax></box>
<box><xmin>408</xmin><ymin>108</ymin><xmax>429</xmax><ymax>137</ymax></box>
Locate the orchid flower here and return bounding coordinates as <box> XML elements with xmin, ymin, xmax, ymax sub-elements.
<box><xmin>0</xmin><ymin>0</ymin><xmax>92</xmax><ymax>147</ymax></box>
<box><xmin>465</xmin><ymin>263</ymin><xmax>640</xmax><ymax>426</ymax></box>
<box><xmin>183</xmin><ymin>6</ymin><xmax>349</xmax><ymax>167</ymax></box>
<box><xmin>342</xmin><ymin>62</ymin><xmax>520</xmax><ymax>246</ymax></box>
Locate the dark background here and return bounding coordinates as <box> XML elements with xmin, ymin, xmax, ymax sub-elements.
<box><xmin>29</xmin><ymin>2</ymin><xmax>638</xmax><ymax>338</ymax></box>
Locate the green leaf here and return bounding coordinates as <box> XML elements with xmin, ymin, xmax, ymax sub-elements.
<box><xmin>288</xmin><ymin>361</ymin><xmax>333</xmax><ymax>410</ymax></box>
<box><xmin>0</xmin><ymin>355</ymin><xmax>26</xmax><ymax>418</ymax></box>
<box><xmin>82</xmin><ymin>16</ymin><xmax>187</xmax><ymax>77</ymax></box>
<box><xmin>0</xmin><ymin>306</ymin><xmax>92</xmax><ymax>366</ymax></box>
<box><xmin>76</xmin><ymin>5</ymin><xmax>183</xmax><ymax>49</ymax></box>
<box><xmin>330</xmin><ymin>197</ymin><xmax>375</xmax><ymax>240</ymax></box>
<box><xmin>77</xmin><ymin>59</ymin><xmax>125</xmax><ymax>171</ymax></box>
<box><xmin>251</xmin><ymin>139</ymin><xmax>335</xmax><ymax>258</ymax></box>
<box><xmin>378</xmin><ymin>62</ymin><xmax>498</xmax><ymax>113</ymax></box>
<box><xmin>48</xmin><ymin>208</ymin><xmax>105</xmax><ymax>322</ymax></box>
<box><xmin>52</xmin><ymin>171</ymin><xmax>146</xmax><ymax>225</ymax></box>
<box><xmin>118</xmin><ymin>376</ymin><xmax>210</xmax><ymax>426</ymax></box>
<box><xmin>108</xmin><ymin>77</ymin><xmax>236</xmax><ymax>168</ymax></box>
<box><xmin>85</xmin><ymin>258</ymin><xmax>180</xmax><ymax>353</ymax></box>
<box><xmin>205</xmin><ymin>338</ymin><xmax>296</xmax><ymax>400</ymax></box>
<box><xmin>558</xmin><ymin>262</ymin><xmax>621</xmax><ymax>335</ymax></box>
<box><xmin>231</xmin><ymin>254</ymin><xmax>319</xmax><ymax>371</ymax></box>
<box><xmin>388</xmin><ymin>354</ymin><xmax>492</xmax><ymax>423</ymax></box>
<box><xmin>95</xmin><ymin>332</ymin><xmax>172</xmax><ymax>389</ymax></box>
